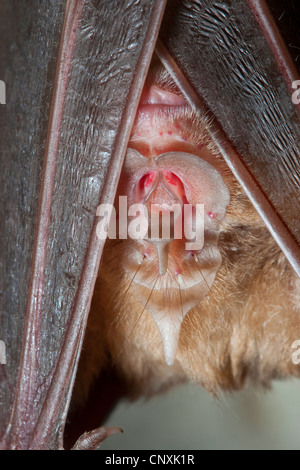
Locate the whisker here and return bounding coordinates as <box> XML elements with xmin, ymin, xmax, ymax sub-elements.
<box><xmin>145</xmin><ymin>321</ymin><xmax>163</xmax><ymax>356</ymax></box>
<box><xmin>176</xmin><ymin>277</ymin><xmax>184</xmax><ymax>323</ymax></box>
<box><xmin>112</xmin><ymin>274</ymin><xmax>159</xmax><ymax>369</ymax></box>
<box><xmin>127</xmin><ymin>274</ymin><xmax>159</xmax><ymax>340</ymax></box>
<box><xmin>193</xmin><ymin>255</ymin><xmax>211</xmax><ymax>291</ymax></box>
<box><xmin>207</xmin><ymin>213</ymin><xmax>227</xmax><ymax>231</ymax></box>
<box><xmin>112</xmin><ymin>255</ymin><xmax>146</xmax><ymax>329</ymax></box>
<box><xmin>216</xmin><ymin>218</ymin><xmax>227</xmax><ymax>231</ymax></box>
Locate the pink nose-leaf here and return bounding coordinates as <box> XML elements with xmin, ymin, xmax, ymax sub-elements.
<box><xmin>118</xmin><ymin>148</ymin><xmax>230</xmax><ymax>366</ymax></box>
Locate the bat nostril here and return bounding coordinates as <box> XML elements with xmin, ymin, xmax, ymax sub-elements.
<box><xmin>161</xmin><ymin>169</ymin><xmax>186</xmax><ymax>204</ymax></box>
<box><xmin>139</xmin><ymin>171</ymin><xmax>156</xmax><ymax>190</ymax></box>
<box><xmin>162</xmin><ymin>170</ymin><xmax>179</xmax><ymax>186</ymax></box>
<box><xmin>137</xmin><ymin>170</ymin><xmax>158</xmax><ymax>202</ymax></box>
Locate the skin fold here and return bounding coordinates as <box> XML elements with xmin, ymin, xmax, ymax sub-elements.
<box><xmin>74</xmin><ymin>57</ymin><xmax>300</xmax><ymax>405</ymax></box>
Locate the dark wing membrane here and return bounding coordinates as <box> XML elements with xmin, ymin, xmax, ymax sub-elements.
<box><xmin>159</xmin><ymin>0</ymin><xmax>300</xmax><ymax>276</ymax></box>
<box><xmin>0</xmin><ymin>0</ymin><xmax>166</xmax><ymax>450</ymax></box>
<box><xmin>0</xmin><ymin>0</ymin><xmax>66</xmax><ymax>443</ymax></box>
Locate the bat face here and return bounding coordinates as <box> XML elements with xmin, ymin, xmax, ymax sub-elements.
<box><xmin>76</xmin><ymin>57</ymin><xmax>300</xmax><ymax>404</ymax></box>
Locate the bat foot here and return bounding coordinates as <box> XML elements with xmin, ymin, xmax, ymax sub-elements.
<box><xmin>71</xmin><ymin>426</ymin><xmax>123</xmax><ymax>451</ymax></box>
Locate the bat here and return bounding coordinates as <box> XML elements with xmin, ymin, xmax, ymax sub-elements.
<box><xmin>0</xmin><ymin>0</ymin><xmax>299</xmax><ymax>450</ymax></box>
<box><xmin>71</xmin><ymin>0</ymin><xmax>300</xmax><ymax>444</ymax></box>
<box><xmin>75</xmin><ymin>54</ymin><xmax>300</xmax><ymax>405</ymax></box>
